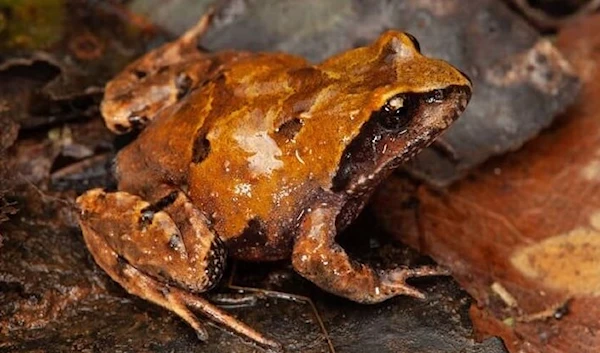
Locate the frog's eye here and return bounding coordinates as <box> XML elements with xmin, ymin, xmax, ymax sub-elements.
<box><xmin>378</xmin><ymin>94</ymin><xmax>413</xmax><ymax>131</ymax></box>
<box><xmin>403</xmin><ymin>33</ymin><xmax>421</xmax><ymax>53</ymax></box>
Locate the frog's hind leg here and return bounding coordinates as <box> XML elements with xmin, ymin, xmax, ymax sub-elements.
<box><xmin>101</xmin><ymin>8</ymin><xmax>217</xmax><ymax>134</ymax></box>
<box><xmin>291</xmin><ymin>197</ymin><xmax>449</xmax><ymax>304</ymax></box>
<box><xmin>76</xmin><ymin>189</ymin><xmax>281</xmax><ymax>351</ymax></box>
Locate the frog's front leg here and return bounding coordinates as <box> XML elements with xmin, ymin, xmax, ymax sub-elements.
<box><xmin>76</xmin><ymin>189</ymin><xmax>281</xmax><ymax>350</ymax></box>
<box><xmin>292</xmin><ymin>198</ymin><xmax>448</xmax><ymax>304</ymax></box>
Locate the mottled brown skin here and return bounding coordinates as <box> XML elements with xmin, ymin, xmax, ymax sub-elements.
<box><xmin>76</xmin><ymin>11</ymin><xmax>471</xmax><ymax>351</ymax></box>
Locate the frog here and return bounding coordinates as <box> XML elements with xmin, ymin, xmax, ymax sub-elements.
<box><xmin>76</xmin><ymin>10</ymin><xmax>471</xmax><ymax>351</ymax></box>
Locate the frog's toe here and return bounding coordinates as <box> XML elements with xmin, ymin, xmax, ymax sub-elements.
<box><xmin>379</xmin><ymin>278</ymin><xmax>425</xmax><ymax>299</ymax></box>
<box><xmin>180</xmin><ymin>290</ymin><xmax>284</xmax><ymax>351</ymax></box>
<box><xmin>380</xmin><ymin>265</ymin><xmax>451</xmax><ymax>299</ymax></box>
<box><xmin>386</xmin><ymin>265</ymin><xmax>451</xmax><ymax>280</ymax></box>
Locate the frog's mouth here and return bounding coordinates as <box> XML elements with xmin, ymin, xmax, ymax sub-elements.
<box><xmin>332</xmin><ymin>84</ymin><xmax>471</xmax><ymax>197</ymax></box>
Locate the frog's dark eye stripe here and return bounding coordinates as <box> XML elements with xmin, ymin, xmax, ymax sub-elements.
<box><xmin>403</xmin><ymin>32</ymin><xmax>421</xmax><ymax>53</ymax></box>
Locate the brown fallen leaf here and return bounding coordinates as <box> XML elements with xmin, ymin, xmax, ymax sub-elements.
<box><xmin>374</xmin><ymin>13</ymin><xmax>600</xmax><ymax>353</ymax></box>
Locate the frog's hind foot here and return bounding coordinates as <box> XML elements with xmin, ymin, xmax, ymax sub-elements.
<box><xmin>99</xmin><ymin>249</ymin><xmax>212</xmax><ymax>340</ymax></box>
<box><xmin>85</xmin><ymin>240</ymin><xmax>280</xmax><ymax>350</ymax></box>
<box><xmin>121</xmin><ymin>257</ymin><xmax>282</xmax><ymax>350</ymax></box>
<box><xmin>182</xmin><ymin>288</ymin><xmax>283</xmax><ymax>351</ymax></box>
<box><xmin>76</xmin><ymin>189</ymin><xmax>282</xmax><ymax>351</ymax></box>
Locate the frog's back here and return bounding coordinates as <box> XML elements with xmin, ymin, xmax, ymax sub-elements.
<box><xmin>185</xmin><ymin>53</ymin><xmax>342</xmax><ymax>261</ymax></box>
<box><xmin>116</xmin><ymin>52</ymin><xmax>331</xmax><ymax>260</ymax></box>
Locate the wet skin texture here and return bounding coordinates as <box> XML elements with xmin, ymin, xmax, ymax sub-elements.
<box><xmin>76</xmin><ymin>12</ymin><xmax>472</xmax><ymax>351</ymax></box>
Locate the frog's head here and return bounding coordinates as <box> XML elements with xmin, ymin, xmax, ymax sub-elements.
<box><xmin>317</xmin><ymin>31</ymin><xmax>472</xmax><ymax>196</ymax></box>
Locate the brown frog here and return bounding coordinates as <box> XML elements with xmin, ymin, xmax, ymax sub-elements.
<box><xmin>76</xmin><ymin>11</ymin><xmax>471</xmax><ymax>351</ymax></box>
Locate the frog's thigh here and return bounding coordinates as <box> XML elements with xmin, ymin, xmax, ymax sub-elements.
<box><xmin>76</xmin><ymin>189</ymin><xmax>280</xmax><ymax>349</ymax></box>
<box><xmin>291</xmin><ymin>201</ymin><xmax>447</xmax><ymax>304</ymax></box>
<box><xmin>101</xmin><ymin>10</ymin><xmax>214</xmax><ymax>133</ymax></box>
<box><xmin>77</xmin><ymin>189</ymin><xmax>226</xmax><ymax>293</ymax></box>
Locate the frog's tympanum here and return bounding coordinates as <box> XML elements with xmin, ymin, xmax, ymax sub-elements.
<box><xmin>77</xmin><ymin>11</ymin><xmax>471</xmax><ymax>350</ymax></box>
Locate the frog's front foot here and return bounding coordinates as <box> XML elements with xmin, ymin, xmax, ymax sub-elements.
<box><xmin>292</xmin><ymin>199</ymin><xmax>449</xmax><ymax>304</ymax></box>
<box><xmin>76</xmin><ymin>189</ymin><xmax>281</xmax><ymax>351</ymax></box>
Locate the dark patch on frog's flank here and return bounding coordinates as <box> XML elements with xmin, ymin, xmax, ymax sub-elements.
<box><xmin>191</xmin><ymin>131</ymin><xmax>211</xmax><ymax>163</ymax></box>
<box><xmin>204</xmin><ymin>236</ymin><xmax>227</xmax><ymax>290</ymax></box>
<box><xmin>230</xmin><ymin>217</ymin><xmax>298</xmax><ymax>261</ymax></box>
<box><xmin>228</xmin><ymin>217</ymin><xmax>287</xmax><ymax>260</ymax></box>
<box><xmin>239</xmin><ymin>218</ymin><xmax>268</xmax><ymax>244</ymax></box>
<box><xmin>276</xmin><ymin>117</ymin><xmax>303</xmax><ymax>141</ymax></box>
<box><xmin>138</xmin><ymin>191</ymin><xmax>179</xmax><ymax>227</ymax></box>
<box><xmin>175</xmin><ymin>73</ymin><xmax>194</xmax><ymax>99</ymax></box>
